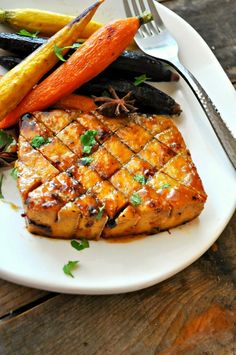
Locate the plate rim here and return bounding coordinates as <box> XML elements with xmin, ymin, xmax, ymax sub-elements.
<box><xmin>0</xmin><ymin>1</ymin><xmax>235</xmax><ymax>294</ymax></box>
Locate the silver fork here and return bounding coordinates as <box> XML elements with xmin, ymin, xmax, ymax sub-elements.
<box><xmin>124</xmin><ymin>0</ymin><xmax>236</xmax><ymax>169</ymax></box>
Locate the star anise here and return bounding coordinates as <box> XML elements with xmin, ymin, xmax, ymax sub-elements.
<box><xmin>0</xmin><ymin>151</ymin><xmax>17</xmax><ymax>167</ymax></box>
<box><xmin>93</xmin><ymin>86</ymin><xmax>138</xmax><ymax>117</ymax></box>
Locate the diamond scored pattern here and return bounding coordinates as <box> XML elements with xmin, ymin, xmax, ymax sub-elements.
<box><xmin>18</xmin><ymin>110</ymin><xmax>206</xmax><ymax>239</ymax></box>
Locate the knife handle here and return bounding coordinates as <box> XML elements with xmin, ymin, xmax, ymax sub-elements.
<box><xmin>173</xmin><ymin>59</ymin><xmax>236</xmax><ymax>169</ymax></box>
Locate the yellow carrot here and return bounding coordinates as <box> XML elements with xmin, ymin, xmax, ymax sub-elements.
<box><xmin>0</xmin><ymin>0</ymin><xmax>103</xmax><ymax>121</ymax></box>
<box><xmin>0</xmin><ymin>8</ymin><xmax>102</xmax><ymax>38</ymax></box>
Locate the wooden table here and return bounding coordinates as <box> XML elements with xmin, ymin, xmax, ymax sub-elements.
<box><xmin>1</xmin><ymin>1</ymin><xmax>235</xmax><ymax>353</ymax></box>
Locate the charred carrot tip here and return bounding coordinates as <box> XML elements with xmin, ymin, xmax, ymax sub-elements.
<box><xmin>70</xmin><ymin>0</ymin><xmax>104</xmax><ymax>26</ymax></box>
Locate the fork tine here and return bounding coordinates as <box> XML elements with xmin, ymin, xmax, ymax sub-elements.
<box><xmin>123</xmin><ymin>0</ymin><xmax>133</xmax><ymax>17</ymax></box>
<box><xmin>147</xmin><ymin>0</ymin><xmax>166</xmax><ymax>31</ymax></box>
<box><xmin>138</xmin><ymin>0</ymin><xmax>146</xmax><ymax>12</ymax></box>
<box><xmin>139</xmin><ymin>0</ymin><xmax>153</xmax><ymax>36</ymax></box>
<box><xmin>123</xmin><ymin>0</ymin><xmax>132</xmax><ymax>17</ymax></box>
<box><xmin>130</xmin><ymin>0</ymin><xmax>151</xmax><ymax>37</ymax></box>
<box><xmin>130</xmin><ymin>0</ymin><xmax>140</xmax><ymax>17</ymax></box>
<box><xmin>138</xmin><ymin>0</ymin><xmax>159</xmax><ymax>34</ymax></box>
<box><xmin>123</xmin><ymin>0</ymin><xmax>142</xmax><ymax>39</ymax></box>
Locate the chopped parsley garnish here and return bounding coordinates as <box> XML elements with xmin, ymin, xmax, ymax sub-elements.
<box><xmin>17</xmin><ymin>29</ymin><xmax>39</xmax><ymax>38</ymax></box>
<box><xmin>80</xmin><ymin>130</ymin><xmax>98</xmax><ymax>154</ymax></box>
<box><xmin>0</xmin><ymin>174</ymin><xmax>4</xmax><ymax>199</ymax></box>
<box><xmin>63</xmin><ymin>260</ymin><xmax>79</xmax><ymax>278</ymax></box>
<box><xmin>0</xmin><ymin>129</ymin><xmax>13</xmax><ymax>150</ymax></box>
<box><xmin>161</xmin><ymin>183</ymin><xmax>171</xmax><ymax>189</ymax></box>
<box><xmin>79</xmin><ymin>157</ymin><xmax>93</xmax><ymax>166</ymax></box>
<box><xmin>96</xmin><ymin>205</ymin><xmax>105</xmax><ymax>220</ymax></box>
<box><xmin>31</xmin><ymin>135</ymin><xmax>50</xmax><ymax>149</ymax></box>
<box><xmin>134</xmin><ymin>174</ymin><xmax>146</xmax><ymax>185</ymax></box>
<box><xmin>54</xmin><ymin>45</ymin><xmax>66</xmax><ymax>62</ymax></box>
<box><xmin>71</xmin><ymin>239</ymin><xmax>89</xmax><ymax>251</ymax></box>
<box><xmin>134</xmin><ymin>74</ymin><xmax>151</xmax><ymax>86</ymax></box>
<box><xmin>11</xmin><ymin>167</ymin><xmax>18</xmax><ymax>180</ymax></box>
<box><xmin>130</xmin><ymin>192</ymin><xmax>141</xmax><ymax>206</ymax></box>
<box><xmin>54</xmin><ymin>43</ymin><xmax>80</xmax><ymax>62</ymax></box>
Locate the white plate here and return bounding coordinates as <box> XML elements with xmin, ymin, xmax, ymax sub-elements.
<box><xmin>0</xmin><ymin>0</ymin><xmax>235</xmax><ymax>294</ymax></box>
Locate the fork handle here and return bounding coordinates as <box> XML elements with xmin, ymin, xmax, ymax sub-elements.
<box><xmin>173</xmin><ymin>60</ymin><xmax>236</xmax><ymax>169</ymax></box>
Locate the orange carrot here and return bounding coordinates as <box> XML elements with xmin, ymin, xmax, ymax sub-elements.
<box><xmin>0</xmin><ymin>13</ymin><xmax>152</xmax><ymax>128</ymax></box>
<box><xmin>54</xmin><ymin>94</ymin><xmax>97</xmax><ymax>111</ymax></box>
<box><xmin>0</xmin><ymin>0</ymin><xmax>103</xmax><ymax>122</ymax></box>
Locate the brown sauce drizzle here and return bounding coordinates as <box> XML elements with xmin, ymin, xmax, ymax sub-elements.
<box><xmin>1</xmin><ymin>200</ymin><xmax>21</xmax><ymax>211</ymax></box>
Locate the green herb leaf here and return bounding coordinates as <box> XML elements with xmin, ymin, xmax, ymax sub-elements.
<box><xmin>71</xmin><ymin>239</ymin><xmax>89</xmax><ymax>251</ymax></box>
<box><xmin>96</xmin><ymin>205</ymin><xmax>105</xmax><ymax>220</ymax></box>
<box><xmin>31</xmin><ymin>135</ymin><xmax>50</xmax><ymax>149</ymax></box>
<box><xmin>18</xmin><ymin>29</ymin><xmax>39</xmax><ymax>38</ymax></box>
<box><xmin>70</xmin><ymin>238</ymin><xmax>89</xmax><ymax>250</ymax></box>
<box><xmin>134</xmin><ymin>174</ymin><xmax>146</xmax><ymax>185</ymax></box>
<box><xmin>0</xmin><ymin>130</ymin><xmax>13</xmax><ymax>150</ymax></box>
<box><xmin>161</xmin><ymin>183</ymin><xmax>171</xmax><ymax>189</ymax></box>
<box><xmin>134</xmin><ymin>74</ymin><xmax>151</xmax><ymax>86</ymax></box>
<box><xmin>80</xmin><ymin>130</ymin><xmax>98</xmax><ymax>154</ymax></box>
<box><xmin>54</xmin><ymin>43</ymin><xmax>80</xmax><ymax>62</ymax></box>
<box><xmin>82</xmin><ymin>145</ymin><xmax>92</xmax><ymax>154</ymax></box>
<box><xmin>79</xmin><ymin>157</ymin><xmax>93</xmax><ymax>166</ymax></box>
<box><xmin>54</xmin><ymin>44</ymin><xmax>66</xmax><ymax>62</ymax></box>
<box><xmin>130</xmin><ymin>192</ymin><xmax>142</xmax><ymax>206</ymax></box>
<box><xmin>11</xmin><ymin>167</ymin><xmax>18</xmax><ymax>180</ymax></box>
<box><xmin>0</xmin><ymin>174</ymin><xmax>4</xmax><ymax>199</ymax></box>
<box><xmin>63</xmin><ymin>260</ymin><xmax>79</xmax><ymax>278</ymax></box>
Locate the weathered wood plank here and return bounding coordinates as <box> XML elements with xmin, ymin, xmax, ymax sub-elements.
<box><xmin>0</xmin><ymin>279</ymin><xmax>50</xmax><ymax>318</ymax></box>
<box><xmin>0</xmin><ymin>212</ymin><xmax>235</xmax><ymax>355</ymax></box>
<box><xmin>163</xmin><ymin>0</ymin><xmax>236</xmax><ymax>84</ymax></box>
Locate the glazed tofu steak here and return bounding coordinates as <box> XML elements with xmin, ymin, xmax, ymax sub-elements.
<box><xmin>17</xmin><ymin>109</ymin><xmax>207</xmax><ymax>239</ymax></box>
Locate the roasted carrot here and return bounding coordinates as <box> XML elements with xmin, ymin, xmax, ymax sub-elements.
<box><xmin>55</xmin><ymin>94</ymin><xmax>97</xmax><ymax>111</ymax></box>
<box><xmin>0</xmin><ymin>8</ymin><xmax>102</xmax><ymax>38</ymax></box>
<box><xmin>0</xmin><ymin>0</ymin><xmax>103</xmax><ymax>122</ymax></box>
<box><xmin>0</xmin><ymin>13</ymin><xmax>152</xmax><ymax>129</ymax></box>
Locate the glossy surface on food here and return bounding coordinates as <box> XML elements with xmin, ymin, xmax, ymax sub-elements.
<box><xmin>0</xmin><ymin>1</ymin><xmax>102</xmax><ymax>122</ymax></box>
<box><xmin>17</xmin><ymin>109</ymin><xmax>207</xmax><ymax>239</ymax></box>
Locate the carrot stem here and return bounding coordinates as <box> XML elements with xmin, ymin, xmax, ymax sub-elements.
<box><xmin>138</xmin><ymin>11</ymin><xmax>153</xmax><ymax>26</ymax></box>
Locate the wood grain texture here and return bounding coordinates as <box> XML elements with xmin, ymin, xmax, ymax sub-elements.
<box><xmin>0</xmin><ymin>279</ymin><xmax>49</xmax><ymax>318</ymax></box>
<box><xmin>0</xmin><ymin>212</ymin><xmax>235</xmax><ymax>354</ymax></box>
<box><xmin>0</xmin><ymin>0</ymin><xmax>235</xmax><ymax>354</ymax></box>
